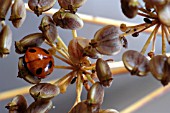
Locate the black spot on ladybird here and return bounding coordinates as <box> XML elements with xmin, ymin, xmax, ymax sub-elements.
<box><xmin>42</xmin><ymin>49</ymin><xmax>50</xmax><ymax>54</ymax></box>
<box><xmin>29</xmin><ymin>49</ymin><xmax>36</xmax><ymax>53</ymax></box>
<box><xmin>36</xmin><ymin>68</ymin><xmax>42</xmax><ymax>75</ymax></box>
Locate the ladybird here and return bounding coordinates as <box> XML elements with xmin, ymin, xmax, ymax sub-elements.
<box><xmin>24</xmin><ymin>47</ymin><xmax>54</xmax><ymax>78</ymax></box>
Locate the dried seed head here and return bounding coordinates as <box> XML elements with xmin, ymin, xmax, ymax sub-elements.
<box><xmin>121</xmin><ymin>0</ymin><xmax>139</xmax><ymax>18</ymax></box>
<box><xmin>9</xmin><ymin>0</ymin><xmax>26</xmax><ymax>28</ymax></box>
<box><xmin>122</xmin><ymin>50</ymin><xmax>150</xmax><ymax>76</ymax></box>
<box><xmin>86</xmin><ymin>82</ymin><xmax>104</xmax><ymax>112</ymax></box>
<box><xmin>28</xmin><ymin>0</ymin><xmax>56</xmax><ymax>16</ymax></box>
<box><xmin>39</xmin><ymin>15</ymin><xmax>58</xmax><ymax>44</ymax></box>
<box><xmin>97</xmin><ymin>109</ymin><xmax>119</xmax><ymax>113</ymax></box>
<box><xmin>96</xmin><ymin>58</ymin><xmax>113</xmax><ymax>87</ymax></box>
<box><xmin>58</xmin><ymin>0</ymin><xmax>87</xmax><ymax>12</ymax></box>
<box><xmin>15</xmin><ymin>33</ymin><xmax>45</xmax><ymax>54</ymax></box>
<box><xmin>18</xmin><ymin>57</ymin><xmax>41</xmax><ymax>84</ymax></box>
<box><xmin>30</xmin><ymin>83</ymin><xmax>60</xmax><ymax>101</ymax></box>
<box><xmin>6</xmin><ymin>95</ymin><xmax>27</xmax><ymax>113</ymax></box>
<box><xmin>26</xmin><ymin>100</ymin><xmax>53</xmax><ymax>113</ymax></box>
<box><xmin>0</xmin><ymin>0</ymin><xmax>12</xmax><ymax>20</ymax></box>
<box><xmin>149</xmin><ymin>55</ymin><xmax>170</xmax><ymax>86</ymax></box>
<box><xmin>52</xmin><ymin>11</ymin><xmax>84</xmax><ymax>30</ymax></box>
<box><xmin>69</xmin><ymin>101</ymin><xmax>92</xmax><ymax>113</ymax></box>
<box><xmin>0</xmin><ymin>24</ymin><xmax>12</xmax><ymax>58</ymax></box>
<box><xmin>92</xmin><ymin>25</ymin><xmax>122</xmax><ymax>55</ymax></box>
<box><xmin>68</xmin><ymin>37</ymin><xmax>85</xmax><ymax>64</ymax></box>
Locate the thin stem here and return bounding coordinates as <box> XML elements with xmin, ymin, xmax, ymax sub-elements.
<box><xmin>137</xmin><ymin>12</ymin><xmax>156</xmax><ymax>19</ymax></box>
<box><xmin>72</xmin><ymin>30</ymin><xmax>77</xmax><ymax>38</ymax></box>
<box><xmin>120</xmin><ymin>84</ymin><xmax>170</xmax><ymax>113</ymax></box>
<box><xmin>141</xmin><ymin>24</ymin><xmax>160</xmax><ymax>54</ymax></box>
<box><xmin>151</xmin><ymin>24</ymin><xmax>160</xmax><ymax>52</ymax></box>
<box><xmin>120</xmin><ymin>20</ymin><xmax>157</xmax><ymax>38</ymax></box>
<box><xmin>54</xmin><ymin>65</ymin><xmax>74</xmax><ymax>70</ymax></box>
<box><xmin>138</xmin><ymin>7</ymin><xmax>157</xmax><ymax>18</ymax></box>
<box><xmin>74</xmin><ymin>71</ymin><xmax>83</xmax><ymax>106</ymax></box>
<box><xmin>54</xmin><ymin>71</ymin><xmax>75</xmax><ymax>85</ymax></box>
<box><xmin>163</xmin><ymin>26</ymin><xmax>170</xmax><ymax>44</ymax></box>
<box><xmin>81</xmin><ymin>74</ymin><xmax>90</xmax><ymax>91</ymax></box>
<box><xmin>135</xmin><ymin>20</ymin><xmax>157</xmax><ymax>34</ymax></box>
<box><xmin>57</xmin><ymin>35</ymin><xmax>68</xmax><ymax>52</ymax></box>
<box><xmin>161</xmin><ymin>25</ymin><xmax>166</xmax><ymax>55</ymax></box>
<box><xmin>85</xmin><ymin>73</ymin><xmax>96</xmax><ymax>84</ymax></box>
<box><xmin>83</xmin><ymin>65</ymin><xmax>95</xmax><ymax>70</ymax></box>
<box><xmin>53</xmin><ymin>54</ymin><xmax>73</xmax><ymax>66</ymax></box>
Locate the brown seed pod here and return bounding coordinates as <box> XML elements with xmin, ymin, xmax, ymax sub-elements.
<box><xmin>9</xmin><ymin>0</ymin><xmax>26</xmax><ymax>28</ymax></box>
<box><xmin>83</xmin><ymin>45</ymin><xmax>101</xmax><ymax>59</ymax></box>
<box><xmin>157</xmin><ymin>3</ymin><xmax>170</xmax><ymax>26</ymax></box>
<box><xmin>0</xmin><ymin>24</ymin><xmax>12</xmax><ymax>58</ymax></box>
<box><xmin>86</xmin><ymin>82</ymin><xmax>104</xmax><ymax>109</ymax></box>
<box><xmin>18</xmin><ymin>57</ymin><xmax>41</xmax><ymax>84</ymax></box>
<box><xmin>149</xmin><ymin>55</ymin><xmax>170</xmax><ymax>86</ymax></box>
<box><xmin>92</xmin><ymin>25</ymin><xmax>122</xmax><ymax>55</ymax></box>
<box><xmin>120</xmin><ymin>0</ymin><xmax>139</xmax><ymax>18</ymax></box>
<box><xmin>15</xmin><ymin>33</ymin><xmax>45</xmax><ymax>54</ymax></box>
<box><xmin>122</xmin><ymin>50</ymin><xmax>150</xmax><ymax>76</ymax></box>
<box><xmin>39</xmin><ymin>15</ymin><xmax>58</xmax><ymax>44</ymax></box>
<box><xmin>28</xmin><ymin>0</ymin><xmax>56</xmax><ymax>16</ymax></box>
<box><xmin>77</xmin><ymin>38</ymin><xmax>101</xmax><ymax>59</ymax></box>
<box><xmin>26</xmin><ymin>100</ymin><xmax>53</xmax><ymax>113</ymax></box>
<box><xmin>69</xmin><ymin>101</ymin><xmax>92</xmax><ymax>113</ymax></box>
<box><xmin>52</xmin><ymin>11</ymin><xmax>84</xmax><ymax>30</ymax></box>
<box><xmin>97</xmin><ymin>109</ymin><xmax>119</xmax><ymax>113</ymax></box>
<box><xmin>96</xmin><ymin>58</ymin><xmax>113</xmax><ymax>87</ymax></box>
<box><xmin>30</xmin><ymin>83</ymin><xmax>60</xmax><ymax>101</ymax></box>
<box><xmin>68</xmin><ymin>37</ymin><xmax>85</xmax><ymax>64</ymax></box>
<box><xmin>0</xmin><ymin>0</ymin><xmax>12</xmax><ymax>20</ymax></box>
<box><xmin>6</xmin><ymin>95</ymin><xmax>27</xmax><ymax>113</ymax></box>
<box><xmin>143</xmin><ymin>0</ymin><xmax>167</xmax><ymax>6</ymax></box>
<box><xmin>58</xmin><ymin>0</ymin><xmax>87</xmax><ymax>12</ymax></box>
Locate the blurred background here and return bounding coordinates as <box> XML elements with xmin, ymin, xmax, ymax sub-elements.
<box><xmin>0</xmin><ymin>0</ymin><xmax>170</xmax><ymax>113</ymax></box>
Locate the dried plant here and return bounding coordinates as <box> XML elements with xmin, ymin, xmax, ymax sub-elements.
<box><xmin>0</xmin><ymin>0</ymin><xmax>170</xmax><ymax>113</ymax></box>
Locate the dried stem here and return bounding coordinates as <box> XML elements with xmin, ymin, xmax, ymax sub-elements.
<box><xmin>120</xmin><ymin>84</ymin><xmax>170</xmax><ymax>113</ymax></box>
<box><xmin>74</xmin><ymin>71</ymin><xmax>83</xmax><ymax>106</ymax></box>
<box><xmin>53</xmin><ymin>54</ymin><xmax>73</xmax><ymax>66</ymax></box>
<box><xmin>163</xmin><ymin>26</ymin><xmax>170</xmax><ymax>43</ymax></box>
<box><xmin>161</xmin><ymin>25</ymin><xmax>166</xmax><ymax>55</ymax></box>
<box><xmin>72</xmin><ymin>30</ymin><xmax>78</xmax><ymax>38</ymax></box>
<box><xmin>54</xmin><ymin>65</ymin><xmax>74</xmax><ymax>70</ymax></box>
<box><xmin>57</xmin><ymin>35</ymin><xmax>68</xmax><ymax>52</ymax></box>
<box><xmin>140</xmin><ymin>24</ymin><xmax>160</xmax><ymax>54</ymax></box>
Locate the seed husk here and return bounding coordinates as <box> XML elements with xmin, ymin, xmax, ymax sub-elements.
<box><xmin>52</xmin><ymin>11</ymin><xmax>84</xmax><ymax>30</ymax></box>
<box><xmin>15</xmin><ymin>33</ymin><xmax>45</xmax><ymax>54</ymax></box>
<box><xmin>28</xmin><ymin>0</ymin><xmax>56</xmax><ymax>16</ymax></box>
<box><xmin>9</xmin><ymin>0</ymin><xmax>26</xmax><ymax>28</ymax></box>
<box><xmin>6</xmin><ymin>95</ymin><xmax>27</xmax><ymax>113</ymax></box>
<box><xmin>0</xmin><ymin>0</ymin><xmax>12</xmax><ymax>20</ymax></box>
<box><xmin>0</xmin><ymin>24</ymin><xmax>12</xmax><ymax>58</ymax></box>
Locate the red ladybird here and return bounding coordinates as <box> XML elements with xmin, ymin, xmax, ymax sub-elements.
<box><xmin>24</xmin><ymin>47</ymin><xmax>54</xmax><ymax>78</ymax></box>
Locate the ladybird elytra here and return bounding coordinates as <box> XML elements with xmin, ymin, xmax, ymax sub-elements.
<box><xmin>24</xmin><ymin>47</ymin><xmax>54</xmax><ymax>78</ymax></box>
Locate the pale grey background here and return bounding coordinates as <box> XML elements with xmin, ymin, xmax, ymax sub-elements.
<box><xmin>0</xmin><ymin>0</ymin><xmax>170</xmax><ymax>113</ymax></box>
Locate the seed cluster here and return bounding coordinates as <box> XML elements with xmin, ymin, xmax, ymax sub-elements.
<box><xmin>1</xmin><ymin>0</ymin><xmax>170</xmax><ymax>113</ymax></box>
<box><xmin>120</xmin><ymin>0</ymin><xmax>170</xmax><ymax>86</ymax></box>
